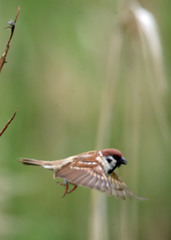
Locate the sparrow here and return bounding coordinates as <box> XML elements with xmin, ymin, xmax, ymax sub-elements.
<box><xmin>20</xmin><ymin>148</ymin><xmax>145</xmax><ymax>200</ymax></box>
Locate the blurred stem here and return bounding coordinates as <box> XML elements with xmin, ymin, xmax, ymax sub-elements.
<box><xmin>96</xmin><ymin>29</ymin><xmax>123</xmax><ymax>148</ymax></box>
<box><xmin>88</xmin><ymin>29</ymin><xmax>123</xmax><ymax>240</ymax></box>
<box><xmin>121</xmin><ymin>39</ymin><xmax>142</xmax><ymax>240</ymax></box>
<box><xmin>139</xmin><ymin>29</ymin><xmax>170</xmax><ymax>144</ymax></box>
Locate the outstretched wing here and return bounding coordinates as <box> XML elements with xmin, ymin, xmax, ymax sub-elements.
<box><xmin>107</xmin><ymin>172</ymin><xmax>145</xmax><ymax>200</ymax></box>
<box><xmin>54</xmin><ymin>155</ymin><xmax>145</xmax><ymax>200</ymax></box>
<box><xmin>55</xmin><ymin>155</ymin><xmax>111</xmax><ymax>194</ymax></box>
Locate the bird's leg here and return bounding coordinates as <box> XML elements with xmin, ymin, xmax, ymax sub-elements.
<box><xmin>56</xmin><ymin>179</ymin><xmax>69</xmax><ymax>198</ymax></box>
<box><xmin>62</xmin><ymin>183</ymin><xmax>69</xmax><ymax>198</ymax></box>
<box><xmin>56</xmin><ymin>180</ymin><xmax>77</xmax><ymax>197</ymax></box>
<box><xmin>67</xmin><ymin>184</ymin><xmax>77</xmax><ymax>194</ymax></box>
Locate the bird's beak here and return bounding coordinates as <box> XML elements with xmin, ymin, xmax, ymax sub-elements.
<box><xmin>121</xmin><ymin>157</ymin><xmax>127</xmax><ymax>165</ymax></box>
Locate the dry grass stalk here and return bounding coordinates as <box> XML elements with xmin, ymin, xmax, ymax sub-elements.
<box><xmin>88</xmin><ymin>27</ymin><xmax>124</xmax><ymax>240</ymax></box>
<box><xmin>119</xmin><ymin>1</ymin><xmax>168</xmax><ymax>240</ymax></box>
<box><xmin>89</xmin><ymin>1</ymin><xmax>168</xmax><ymax>240</ymax></box>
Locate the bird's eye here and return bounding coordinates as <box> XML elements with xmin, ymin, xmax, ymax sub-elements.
<box><xmin>113</xmin><ymin>154</ymin><xmax>121</xmax><ymax>161</ymax></box>
<box><xmin>106</xmin><ymin>156</ymin><xmax>114</xmax><ymax>164</ymax></box>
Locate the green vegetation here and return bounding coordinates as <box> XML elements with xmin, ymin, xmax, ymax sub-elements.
<box><xmin>0</xmin><ymin>1</ymin><xmax>170</xmax><ymax>240</ymax></box>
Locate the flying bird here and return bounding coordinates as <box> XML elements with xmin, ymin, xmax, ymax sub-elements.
<box><xmin>20</xmin><ymin>148</ymin><xmax>145</xmax><ymax>200</ymax></box>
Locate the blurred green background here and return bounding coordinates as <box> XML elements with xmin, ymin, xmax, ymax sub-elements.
<box><xmin>0</xmin><ymin>0</ymin><xmax>170</xmax><ymax>240</ymax></box>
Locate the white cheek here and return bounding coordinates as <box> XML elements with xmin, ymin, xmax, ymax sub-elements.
<box><xmin>111</xmin><ymin>159</ymin><xmax>117</xmax><ymax>168</ymax></box>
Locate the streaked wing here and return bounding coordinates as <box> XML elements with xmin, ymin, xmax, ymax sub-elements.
<box><xmin>55</xmin><ymin>154</ymin><xmax>145</xmax><ymax>200</ymax></box>
<box><xmin>55</xmin><ymin>154</ymin><xmax>111</xmax><ymax>194</ymax></box>
<box><xmin>108</xmin><ymin>172</ymin><xmax>145</xmax><ymax>200</ymax></box>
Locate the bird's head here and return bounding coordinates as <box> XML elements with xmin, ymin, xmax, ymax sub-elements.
<box><xmin>101</xmin><ymin>148</ymin><xmax>127</xmax><ymax>174</ymax></box>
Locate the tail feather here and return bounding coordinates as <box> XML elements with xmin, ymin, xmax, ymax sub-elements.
<box><xmin>20</xmin><ymin>158</ymin><xmax>55</xmax><ymax>169</ymax></box>
<box><xmin>20</xmin><ymin>157</ymin><xmax>72</xmax><ymax>171</ymax></box>
<box><xmin>20</xmin><ymin>158</ymin><xmax>45</xmax><ymax>166</ymax></box>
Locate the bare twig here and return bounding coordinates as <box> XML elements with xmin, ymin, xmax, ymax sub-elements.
<box><xmin>0</xmin><ymin>111</ymin><xmax>17</xmax><ymax>137</ymax></box>
<box><xmin>0</xmin><ymin>5</ymin><xmax>21</xmax><ymax>72</ymax></box>
<box><xmin>0</xmin><ymin>6</ymin><xmax>20</xmax><ymax>136</ymax></box>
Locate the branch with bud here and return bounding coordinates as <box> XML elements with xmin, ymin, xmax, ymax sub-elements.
<box><xmin>0</xmin><ymin>5</ymin><xmax>20</xmax><ymax>72</ymax></box>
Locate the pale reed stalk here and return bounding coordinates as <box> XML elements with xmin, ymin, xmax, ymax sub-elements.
<box><xmin>119</xmin><ymin>1</ymin><xmax>168</xmax><ymax>240</ymax></box>
<box><xmin>89</xmin><ymin>30</ymin><xmax>123</xmax><ymax>240</ymax></box>
<box><xmin>89</xmin><ymin>1</ymin><xmax>168</xmax><ymax>240</ymax></box>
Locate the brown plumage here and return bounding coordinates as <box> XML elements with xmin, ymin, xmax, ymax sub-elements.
<box><xmin>20</xmin><ymin>149</ymin><xmax>145</xmax><ymax>200</ymax></box>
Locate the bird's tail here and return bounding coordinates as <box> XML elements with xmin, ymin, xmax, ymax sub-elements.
<box><xmin>20</xmin><ymin>158</ymin><xmax>56</xmax><ymax>170</ymax></box>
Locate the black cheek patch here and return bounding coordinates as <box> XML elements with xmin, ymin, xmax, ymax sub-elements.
<box><xmin>107</xmin><ymin>167</ymin><xmax>116</xmax><ymax>174</ymax></box>
<box><xmin>106</xmin><ymin>157</ymin><xmax>113</xmax><ymax>164</ymax></box>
